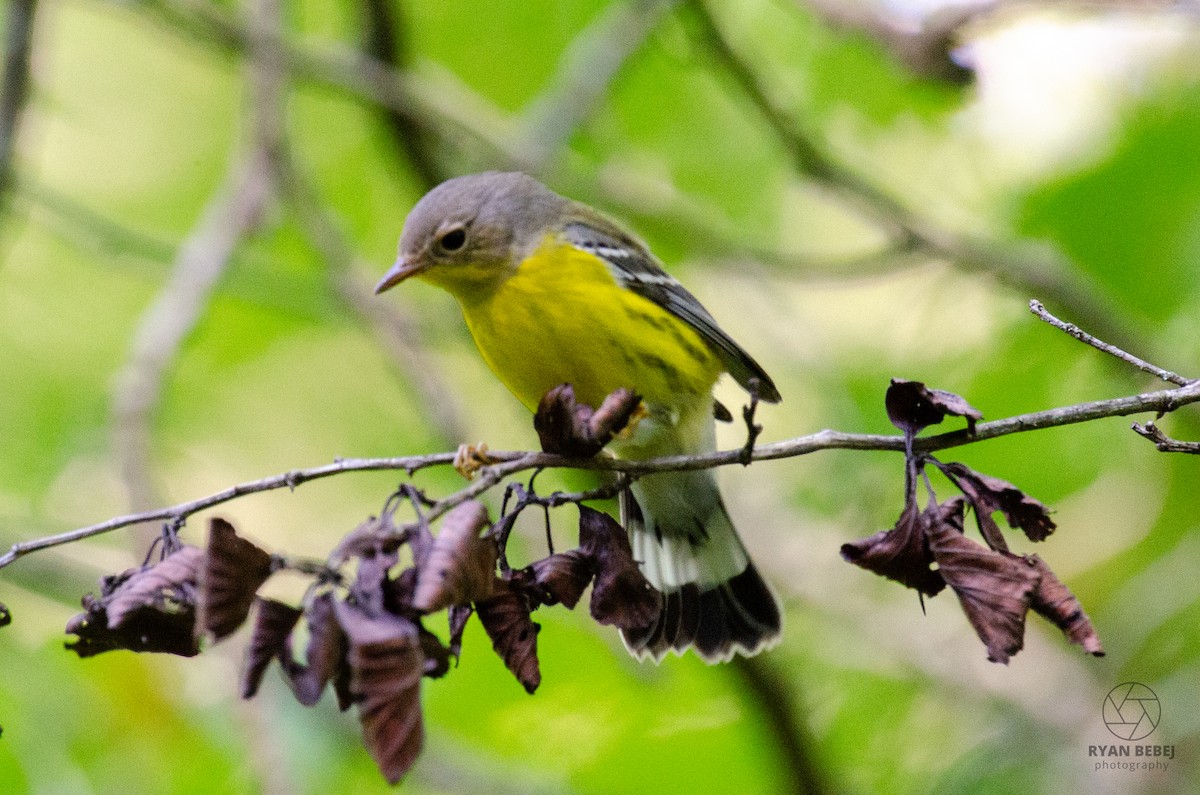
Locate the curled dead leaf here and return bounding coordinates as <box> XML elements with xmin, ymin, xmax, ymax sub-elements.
<box><xmin>937</xmin><ymin>462</ymin><xmax>1056</xmax><ymax>542</ymax></box>
<box><xmin>412</xmin><ymin>500</ymin><xmax>496</xmax><ymax>612</ymax></box>
<box><xmin>475</xmin><ymin>582</ymin><xmax>541</xmax><ymax>694</ymax></box>
<box><xmin>886</xmin><ymin>379</ymin><xmax>982</xmax><ymax>436</ymax></box>
<box><xmin>1025</xmin><ymin>554</ymin><xmax>1104</xmax><ymax>657</ymax></box>
<box><xmin>199</xmin><ymin>518</ymin><xmax>274</xmax><ymax>641</ymax></box>
<box><xmin>284</xmin><ymin>591</ymin><xmax>350</xmax><ymax>707</ymax></box>
<box><xmin>66</xmin><ymin>545</ymin><xmax>204</xmax><ymax>658</ymax></box>
<box><xmin>925</xmin><ymin>498</ymin><xmax>1039</xmax><ymax>664</ymax></box>
<box><xmin>534</xmin><ymin>384</ymin><xmax>641</xmax><ymax>457</ymax></box>
<box><xmin>578</xmin><ymin>505</ymin><xmax>661</xmax><ymax>629</ymax></box>
<box><xmin>330</xmin><ymin>513</ymin><xmax>402</xmax><ymax>568</ymax></box>
<box><xmin>841</xmin><ymin>501</ymin><xmax>946</xmax><ymax>597</ymax></box>
<box><xmin>240</xmin><ymin>597</ymin><xmax>303</xmax><ymax>699</ymax></box>
<box><xmin>334</xmin><ymin>600</ymin><xmax>426</xmax><ymax>785</ymax></box>
<box><xmin>527</xmin><ymin>549</ymin><xmax>593</xmax><ymax>609</ymax></box>
<box><xmin>447</xmin><ymin>604</ymin><xmax>472</xmax><ymax>661</ymax></box>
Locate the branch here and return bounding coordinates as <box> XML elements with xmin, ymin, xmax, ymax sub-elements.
<box><xmin>797</xmin><ymin>0</ymin><xmax>984</xmax><ymax>83</ymax></box>
<box><xmin>15</xmin><ymin>180</ymin><xmax>178</xmax><ymax>263</ymax></box>
<box><xmin>1132</xmin><ymin>421</ymin><xmax>1200</xmax><ymax>454</ymax></box>
<box><xmin>684</xmin><ymin>0</ymin><xmax>1143</xmax><ymax>355</ymax></box>
<box><xmin>127</xmin><ymin>0</ymin><xmax>941</xmax><ymax>288</ymax></box>
<box><xmin>138</xmin><ymin>0</ymin><xmax>528</xmax><ymax>166</ymax></box>
<box><xmin>8</xmin><ymin>376</ymin><xmax>1200</xmax><ymax>571</ymax></box>
<box><xmin>0</xmin><ymin>0</ymin><xmax>37</xmax><ymax>200</ymax></box>
<box><xmin>731</xmin><ymin>656</ymin><xmax>830</xmax><ymax>795</ymax></box>
<box><xmin>357</xmin><ymin>0</ymin><xmax>443</xmax><ymax>191</ymax></box>
<box><xmin>1029</xmin><ymin>299</ymin><xmax>1192</xmax><ymax>386</ymax></box>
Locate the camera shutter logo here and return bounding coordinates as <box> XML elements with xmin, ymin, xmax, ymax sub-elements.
<box><xmin>1103</xmin><ymin>683</ymin><xmax>1161</xmax><ymax>741</ymax></box>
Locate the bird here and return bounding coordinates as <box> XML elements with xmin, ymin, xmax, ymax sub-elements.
<box><xmin>375</xmin><ymin>171</ymin><xmax>782</xmax><ymax>662</ymax></box>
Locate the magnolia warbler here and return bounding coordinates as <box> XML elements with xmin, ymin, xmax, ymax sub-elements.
<box><xmin>376</xmin><ymin>171</ymin><xmax>782</xmax><ymax>662</ymax></box>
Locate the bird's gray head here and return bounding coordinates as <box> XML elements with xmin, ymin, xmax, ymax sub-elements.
<box><xmin>375</xmin><ymin>171</ymin><xmax>566</xmax><ymax>296</ymax></box>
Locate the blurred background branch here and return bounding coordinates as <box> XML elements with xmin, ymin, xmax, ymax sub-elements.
<box><xmin>0</xmin><ymin>0</ymin><xmax>36</xmax><ymax>186</ymax></box>
<box><xmin>109</xmin><ymin>0</ymin><xmax>285</xmax><ymax>515</ymax></box>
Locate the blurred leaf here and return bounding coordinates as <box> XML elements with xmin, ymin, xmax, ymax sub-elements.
<box><xmin>240</xmin><ymin>597</ymin><xmax>303</xmax><ymax>699</ymax></box>
<box><xmin>335</xmin><ymin>600</ymin><xmax>426</xmax><ymax>784</ymax></box>
<box><xmin>885</xmin><ymin>378</ymin><xmax>981</xmax><ymax>436</ymax></box>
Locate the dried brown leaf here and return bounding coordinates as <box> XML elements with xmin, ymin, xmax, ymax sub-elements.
<box><xmin>66</xmin><ymin>545</ymin><xmax>204</xmax><ymax>658</ymax></box>
<box><xmin>1025</xmin><ymin>554</ymin><xmax>1104</xmax><ymax>657</ymax></box>
<box><xmin>534</xmin><ymin>384</ymin><xmax>641</xmax><ymax>457</ymax></box>
<box><xmin>840</xmin><ymin>502</ymin><xmax>946</xmax><ymax>596</ymax></box>
<box><xmin>108</xmin><ymin>545</ymin><xmax>204</xmax><ymax>629</ymax></box>
<box><xmin>350</xmin><ymin>544</ymin><xmax>401</xmax><ymax>619</ymax></box>
<box><xmin>925</xmin><ymin>498</ymin><xmax>1039</xmax><ymax>663</ymax></box>
<box><xmin>447</xmin><ymin>604</ymin><xmax>472</xmax><ymax>660</ymax></box>
<box><xmin>578</xmin><ymin>505</ymin><xmax>661</xmax><ymax>628</ymax></box>
<box><xmin>283</xmin><ymin>591</ymin><xmax>349</xmax><ymax>707</ymax></box>
<box><xmin>199</xmin><ymin>518</ymin><xmax>274</xmax><ymax>641</ymax></box>
<box><xmin>412</xmin><ymin>500</ymin><xmax>496</xmax><ymax>612</ymax></box>
<box><xmin>527</xmin><ymin>549</ymin><xmax>594</xmax><ymax>609</ymax></box>
<box><xmin>384</xmin><ymin>566</ymin><xmax>419</xmax><ymax>617</ymax></box>
<box><xmin>588</xmin><ymin>388</ymin><xmax>642</xmax><ymax>444</ymax></box>
<box><xmin>418</xmin><ymin>626</ymin><xmax>452</xmax><ymax>678</ymax></box>
<box><xmin>886</xmin><ymin>379</ymin><xmax>982</xmax><ymax>436</ymax></box>
<box><xmin>335</xmin><ymin>600</ymin><xmax>426</xmax><ymax>785</ymax></box>
<box><xmin>333</xmin><ymin>666</ymin><xmax>355</xmax><ymax>713</ymax></box>
<box><xmin>330</xmin><ymin>513</ymin><xmax>402</xmax><ymax>568</ymax></box>
<box><xmin>240</xmin><ymin>597</ymin><xmax>303</xmax><ymax>699</ymax></box>
<box><xmin>939</xmin><ymin>462</ymin><xmax>1056</xmax><ymax>542</ymax></box>
<box><xmin>475</xmin><ymin>582</ymin><xmax>541</xmax><ymax>694</ymax></box>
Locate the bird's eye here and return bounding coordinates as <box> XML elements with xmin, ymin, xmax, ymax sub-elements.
<box><xmin>438</xmin><ymin>228</ymin><xmax>467</xmax><ymax>252</ymax></box>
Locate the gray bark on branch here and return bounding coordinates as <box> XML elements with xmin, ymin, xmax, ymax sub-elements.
<box><xmin>6</xmin><ymin>375</ymin><xmax>1198</xmax><ymax>571</ymax></box>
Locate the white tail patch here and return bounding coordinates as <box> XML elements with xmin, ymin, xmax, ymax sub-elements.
<box><xmin>619</xmin><ymin>473</ymin><xmax>783</xmax><ymax>663</ymax></box>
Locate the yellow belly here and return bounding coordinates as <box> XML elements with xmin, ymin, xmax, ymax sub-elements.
<box><xmin>455</xmin><ymin>239</ymin><xmax>721</xmax><ymax>414</ymax></box>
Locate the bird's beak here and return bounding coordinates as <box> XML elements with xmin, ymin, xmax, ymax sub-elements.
<box><xmin>374</xmin><ymin>255</ymin><xmax>427</xmax><ymax>294</ymax></box>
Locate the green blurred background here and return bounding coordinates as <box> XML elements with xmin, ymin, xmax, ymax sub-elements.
<box><xmin>2</xmin><ymin>0</ymin><xmax>1199</xmax><ymax>792</ymax></box>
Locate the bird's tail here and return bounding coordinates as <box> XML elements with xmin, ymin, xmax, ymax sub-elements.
<box><xmin>619</xmin><ymin>469</ymin><xmax>782</xmax><ymax>663</ymax></box>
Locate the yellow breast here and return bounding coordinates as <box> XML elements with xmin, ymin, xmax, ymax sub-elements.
<box><xmin>452</xmin><ymin>237</ymin><xmax>721</xmax><ymax>413</ymax></box>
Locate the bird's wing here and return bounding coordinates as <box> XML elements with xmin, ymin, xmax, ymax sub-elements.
<box><xmin>563</xmin><ymin>218</ymin><xmax>780</xmax><ymax>403</ymax></box>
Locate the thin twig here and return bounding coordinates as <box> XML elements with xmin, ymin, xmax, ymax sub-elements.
<box><xmin>0</xmin><ymin>0</ymin><xmax>38</xmax><ymax>265</ymax></box>
<box><xmin>138</xmin><ymin>0</ymin><xmax>528</xmax><ymax>166</ymax></box>
<box><xmin>798</xmin><ymin>0</ymin><xmax>982</xmax><ymax>83</ymax></box>
<box><xmin>1131</xmin><ymin>421</ymin><xmax>1200</xmax><ymax>454</ymax></box>
<box><xmin>16</xmin><ymin>180</ymin><xmax>178</xmax><ymax>262</ymax></box>
<box><xmin>9</xmin><ymin>377</ymin><xmax>1200</xmax><ymax>571</ymax></box>
<box><xmin>127</xmin><ymin>0</ymin><xmax>938</xmax><ymax>288</ymax></box>
<box><xmin>1029</xmin><ymin>299</ymin><xmax>1192</xmax><ymax>386</ymax></box>
<box><xmin>0</xmin><ymin>449</ymin><xmax>460</xmax><ymax>570</ymax></box>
